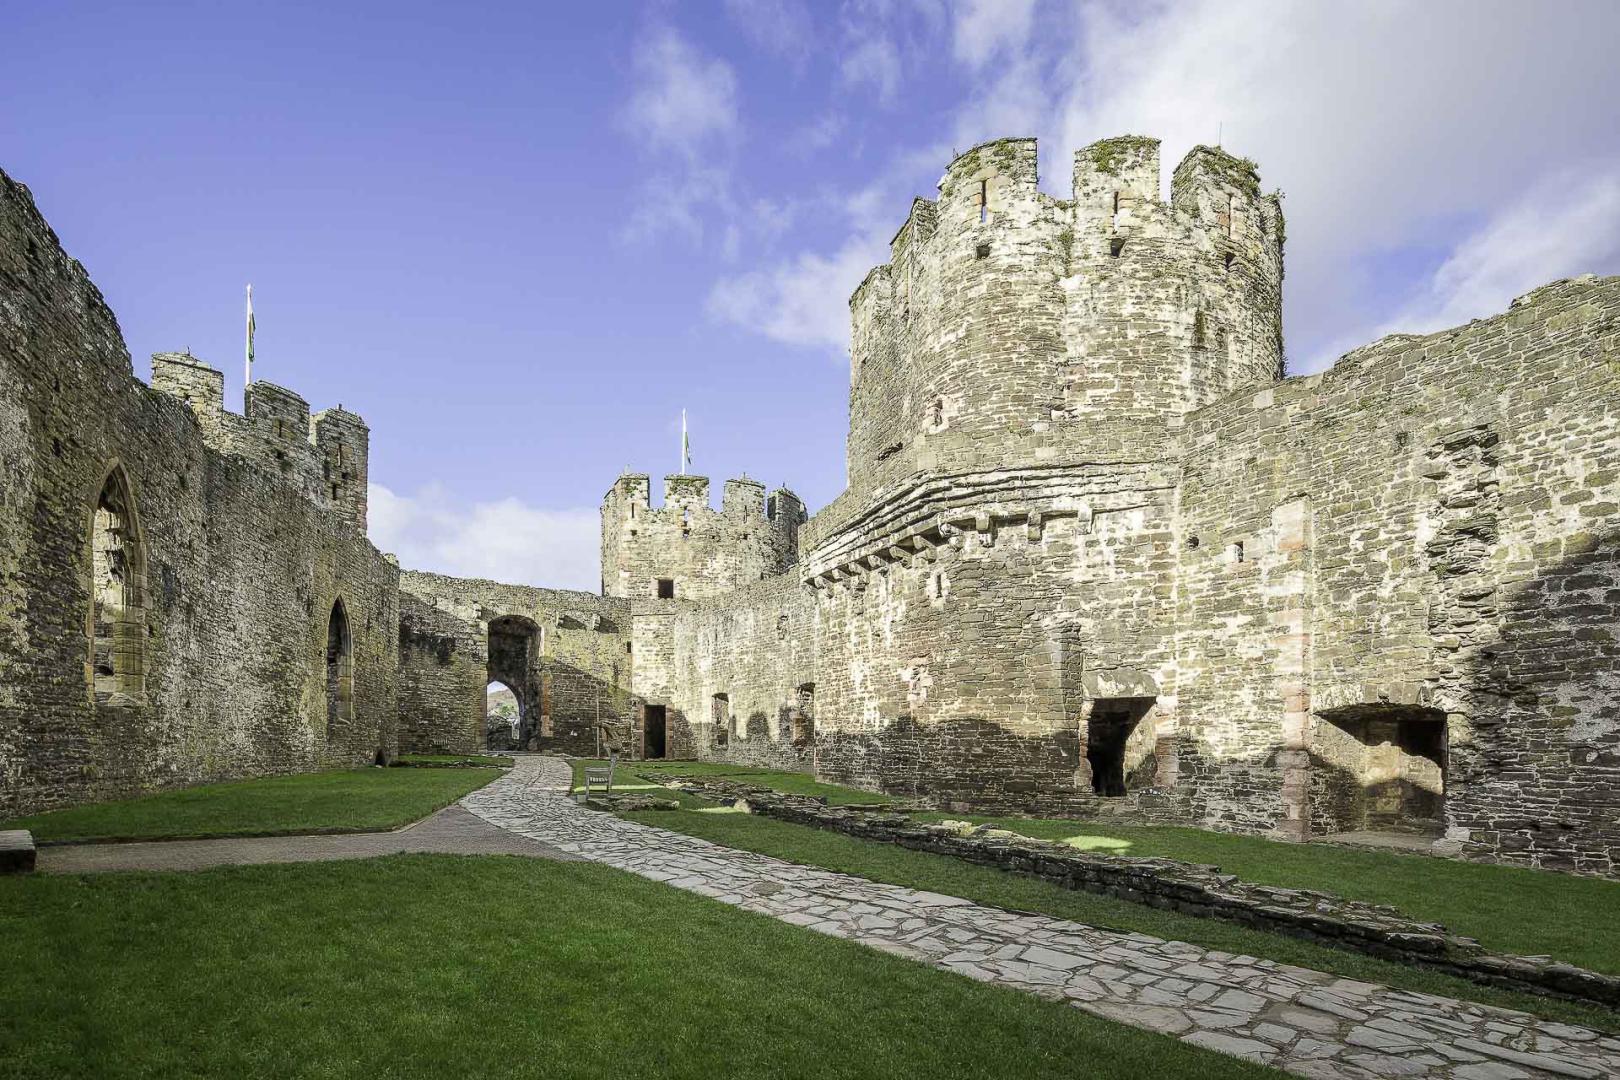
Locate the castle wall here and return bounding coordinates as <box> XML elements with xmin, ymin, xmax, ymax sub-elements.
<box><xmin>660</xmin><ymin>575</ymin><xmax>816</xmax><ymax>770</ymax></box>
<box><xmin>0</xmin><ymin>169</ymin><xmax>398</xmax><ymax>816</ymax></box>
<box><xmin>601</xmin><ymin>474</ymin><xmax>803</xmax><ymax>602</ymax></box>
<box><xmin>1177</xmin><ymin>276</ymin><xmax>1620</xmax><ymax>873</ymax></box>
<box><xmin>395</xmin><ymin>570</ymin><xmax>633</xmax><ymax>756</ymax></box>
<box><xmin>804</xmin><ymin>463</ymin><xmax>1182</xmax><ymax>813</ymax></box>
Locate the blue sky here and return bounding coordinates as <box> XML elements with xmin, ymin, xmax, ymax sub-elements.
<box><xmin>7</xmin><ymin>1</ymin><xmax>1620</xmax><ymax>591</ymax></box>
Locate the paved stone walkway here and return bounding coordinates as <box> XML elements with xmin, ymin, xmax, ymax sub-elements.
<box><xmin>39</xmin><ymin>804</ymin><xmax>577</xmax><ymax>873</ymax></box>
<box><xmin>464</xmin><ymin>756</ymin><xmax>1620</xmax><ymax>1080</ymax></box>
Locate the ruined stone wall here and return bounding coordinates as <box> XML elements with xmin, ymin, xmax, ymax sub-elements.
<box><xmin>0</xmin><ymin>169</ymin><xmax>398</xmax><ymax>816</ymax></box>
<box><xmin>1177</xmin><ymin>275</ymin><xmax>1620</xmax><ymax>872</ymax></box>
<box><xmin>396</xmin><ymin>570</ymin><xmax>633</xmax><ymax>756</ymax></box>
<box><xmin>601</xmin><ymin>473</ymin><xmax>803</xmax><ymax>601</ymax></box>
<box><xmin>661</xmin><ymin>574</ymin><xmax>816</xmax><ymax>770</ymax></box>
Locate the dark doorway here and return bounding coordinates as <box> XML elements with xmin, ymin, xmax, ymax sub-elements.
<box><xmin>326</xmin><ymin>599</ymin><xmax>354</xmax><ymax>738</ymax></box>
<box><xmin>1086</xmin><ymin>697</ymin><xmax>1156</xmax><ymax>797</ymax></box>
<box><xmin>644</xmin><ymin>704</ymin><xmax>667</xmax><ymax>759</ymax></box>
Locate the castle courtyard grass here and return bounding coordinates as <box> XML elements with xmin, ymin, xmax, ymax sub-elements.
<box><xmin>585</xmin><ymin>760</ymin><xmax>1620</xmax><ymax>982</ymax></box>
<box><xmin>0</xmin><ymin>854</ymin><xmax>1278</xmax><ymax>1080</ymax></box>
<box><xmin>911</xmin><ymin>812</ymin><xmax>1620</xmax><ymax>979</ymax></box>
<box><xmin>582</xmin><ymin>757</ymin><xmax>891</xmax><ymax>804</ymax></box>
<box><xmin>0</xmin><ymin>766</ymin><xmax>504</xmax><ymax>843</ymax></box>
<box><xmin>596</xmin><ymin>775</ymin><xmax>1620</xmax><ymax>1032</ymax></box>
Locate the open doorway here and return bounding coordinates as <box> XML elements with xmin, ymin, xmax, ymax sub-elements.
<box><xmin>486</xmin><ymin>680</ymin><xmax>520</xmax><ymax>750</ymax></box>
<box><xmin>1085</xmin><ymin>697</ymin><xmax>1157</xmax><ymax>797</ymax></box>
<box><xmin>643</xmin><ymin>704</ymin><xmax>667</xmax><ymax>759</ymax></box>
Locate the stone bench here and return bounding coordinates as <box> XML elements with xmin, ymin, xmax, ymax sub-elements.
<box><xmin>0</xmin><ymin>830</ymin><xmax>36</xmax><ymax>874</ymax></box>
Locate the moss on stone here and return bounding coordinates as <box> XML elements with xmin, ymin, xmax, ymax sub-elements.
<box><xmin>1184</xmin><ymin>145</ymin><xmax>1261</xmax><ymax>197</ymax></box>
<box><xmin>1088</xmin><ymin>135</ymin><xmax>1157</xmax><ymax>175</ymax></box>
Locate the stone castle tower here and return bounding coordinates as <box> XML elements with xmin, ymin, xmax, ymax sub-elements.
<box><xmin>600</xmin><ymin>473</ymin><xmax>804</xmax><ymax>601</ymax></box>
<box><xmin>845</xmin><ymin>136</ymin><xmax>1283</xmax><ymax>498</ymax></box>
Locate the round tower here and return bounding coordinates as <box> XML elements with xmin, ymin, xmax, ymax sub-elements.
<box><xmin>842</xmin><ymin>135</ymin><xmax>1284</xmax><ymax>499</ymax></box>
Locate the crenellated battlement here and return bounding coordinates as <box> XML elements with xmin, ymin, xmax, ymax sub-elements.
<box><xmin>845</xmin><ymin>134</ymin><xmax>1285</xmax><ymax>501</ymax></box>
<box><xmin>600</xmin><ymin>471</ymin><xmax>805</xmax><ymax>601</ymax></box>
<box><xmin>149</xmin><ymin>352</ymin><xmax>370</xmax><ymax>531</ymax></box>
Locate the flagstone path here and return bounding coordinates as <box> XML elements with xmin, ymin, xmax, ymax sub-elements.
<box><xmin>464</xmin><ymin>755</ymin><xmax>1620</xmax><ymax>1080</ymax></box>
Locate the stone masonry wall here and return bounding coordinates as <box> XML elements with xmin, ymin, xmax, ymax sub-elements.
<box><xmin>1177</xmin><ymin>276</ymin><xmax>1620</xmax><ymax>872</ymax></box>
<box><xmin>660</xmin><ymin>574</ymin><xmax>816</xmax><ymax>769</ymax></box>
<box><xmin>396</xmin><ymin>570</ymin><xmax>633</xmax><ymax>757</ymax></box>
<box><xmin>601</xmin><ymin>473</ymin><xmax>803</xmax><ymax>601</ymax></box>
<box><xmin>0</xmin><ymin>168</ymin><xmax>398</xmax><ymax>816</ymax></box>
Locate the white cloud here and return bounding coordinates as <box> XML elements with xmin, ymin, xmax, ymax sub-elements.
<box><xmin>725</xmin><ymin>0</ymin><xmax>816</xmax><ymax>63</ymax></box>
<box><xmin>702</xmin><ymin>1</ymin><xmax>1620</xmax><ymax>374</ymax></box>
<box><xmin>952</xmin><ymin>0</ymin><xmax>1036</xmax><ymax>69</ymax></box>
<box><xmin>1044</xmin><ymin>0</ymin><xmax>1620</xmax><ymax>368</ymax></box>
<box><xmin>623</xmin><ymin>25</ymin><xmax>739</xmax><ymax>154</ymax></box>
<box><xmin>620</xmin><ymin>24</ymin><xmax>742</xmax><ymax>245</ymax></box>
<box><xmin>707</xmin><ymin>233</ymin><xmax>888</xmax><ymax>352</ymax></box>
<box><xmin>1379</xmin><ymin>170</ymin><xmax>1620</xmax><ymax>340</ymax></box>
<box><xmin>368</xmin><ymin>482</ymin><xmax>600</xmax><ymax>593</ymax></box>
<box><xmin>839</xmin><ymin>36</ymin><xmax>902</xmax><ymax>104</ymax></box>
<box><xmin>705</xmin><ymin>180</ymin><xmax>907</xmax><ymax>352</ymax></box>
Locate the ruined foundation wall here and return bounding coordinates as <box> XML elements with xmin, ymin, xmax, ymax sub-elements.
<box><xmin>396</xmin><ymin>570</ymin><xmax>632</xmax><ymax>756</ymax></box>
<box><xmin>1178</xmin><ymin>276</ymin><xmax>1620</xmax><ymax>872</ymax></box>
<box><xmin>0</xmin><ymin>169</ymin><xmax>398</xmax><ymax>815</ymax></box>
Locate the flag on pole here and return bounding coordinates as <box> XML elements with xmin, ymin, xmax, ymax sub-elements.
<box><xmin>681</xmin><ymin>409</ymin><xmax>691</xmax><ymax>474</ymax></box>
<box><xmin>245</xmin><ymin>284</ymin><xmax>256</xmax><ymax>393</ymax></box>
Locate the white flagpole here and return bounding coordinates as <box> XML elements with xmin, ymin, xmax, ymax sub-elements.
<box><xmin>680</xmin><ymin>409</ymin><xmax>687</xmax><ymax>474</ymax></box>
<box><xmin>244</xmin><ymin>284</ymin><xmax>255</xmax><ymax>401</ymax></box>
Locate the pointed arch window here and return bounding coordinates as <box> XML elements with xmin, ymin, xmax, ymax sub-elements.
<box><xmin>326</xmin><ymin>599</ymin><xmax>354</xmax><ymax>736</ymax></box>
<box><xmin>89</xmin><ymin>465</ymin><xmax>148</xmax><ymax>705</ymax></box>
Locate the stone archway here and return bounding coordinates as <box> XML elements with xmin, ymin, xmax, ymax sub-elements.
<box><xmin>487</xmin><ymin>615</ymin><xmax>541</xmax><ymax>748</ymax></box>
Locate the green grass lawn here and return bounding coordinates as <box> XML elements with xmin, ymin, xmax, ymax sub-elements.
<box><xmin>610</xmin><ymin>788</ymin><xmax>1620</xmax><ymax>1032</ymax></box>
<box><xmin>590</xmin><ymin>761</ymin><xmax>1620</xmax><ymax>980</ymax></box>
<box><xmin>1</xmin><ymin>767</ymin><xmax>501</xmax><ymax>843</ymax></box>
<box><xmin>913</xmin><ymin>812</ymin><xmax>1620</xmax><ymax>977</ymax></box>
<box><xmin>578</xmin><ymin>757</ymin><xmax>890</xmax><ymax>805</ymax></box>
<box><xmin>0</xmin><ymin>855</ymin><xmax>1278</xmax><ymax>1080</ymax></box>
<box><xmin>394</xmin><ymin>753</ymin><xmax>513</xmax><ymax>768</ymax></box>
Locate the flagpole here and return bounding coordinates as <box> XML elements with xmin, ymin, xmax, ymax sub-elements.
<box><xmin>244</xmin><ymin>284</ymin><xmax>255</xmax><ymax>404</ymax></box>
<box><xmin>680</xmin><ymin>409</ymin><xmax>686</xmax><ymax>475</ymax></box>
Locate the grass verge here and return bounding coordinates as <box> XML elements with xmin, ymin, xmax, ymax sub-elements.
<box><xmin>1</xmin><ymin>767</ymin><xmax>501</xmax><ymax>843</ymax></box>
<box><xmin>587</xmin><ymin>759</ymin><xmax>1620</xmax><ymax>978</ymax></box>
<box><xmin>913</xmin><ymin>812</ymin><xmax>1620</xmax><ymax>976</ymax></box>
<box><xmin>594</xmin><ymin>766</ymin><xmax>1620</xmax><ymax>1032</ymax></box>
<box><xmin>394</xmin><ymin>753</ymin><xmax>513</xmax><ymax>768</ymax></box>
<box><xmin>574</xmin><ymin>757</ymin><xmax>889</xmax><ymax>805</ymax></box>
<box><xmin>0</xmin><ymin>855</ymin><xmax>1278</xmax><ymax>1079</ymax></box>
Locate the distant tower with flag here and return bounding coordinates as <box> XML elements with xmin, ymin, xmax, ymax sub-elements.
<box><xmin>597</xmin><ymin>412</ymin><xmax>805</xmax><ymax>601</ymax></box>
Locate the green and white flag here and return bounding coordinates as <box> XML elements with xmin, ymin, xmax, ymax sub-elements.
<box><xmin>681</xmin><ymin>409</ymin><xmax>691</xmax><ymax>473</ymax></box>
